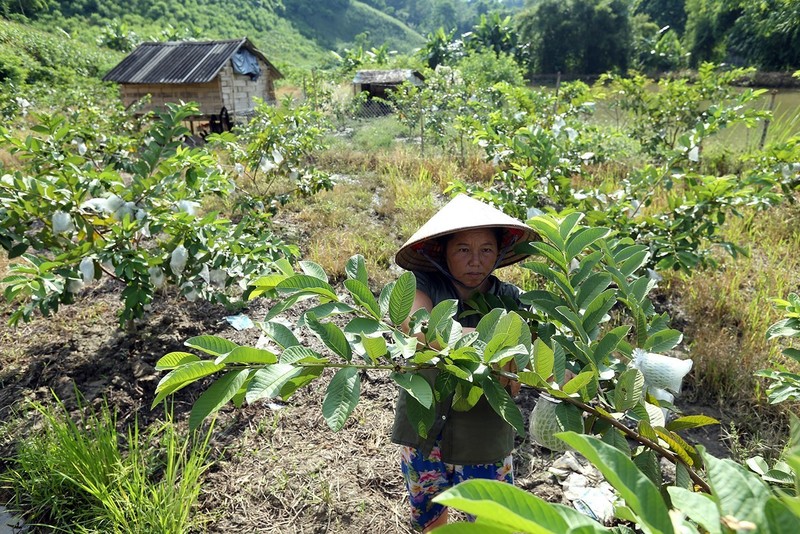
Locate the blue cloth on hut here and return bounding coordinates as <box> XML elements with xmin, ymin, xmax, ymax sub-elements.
<box><xmin>232</xmin><ymin>49</ymin><xmax>261</xmax><ymax>80</ymax></box>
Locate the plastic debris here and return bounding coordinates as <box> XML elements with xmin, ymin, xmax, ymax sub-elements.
<box><xmin>226</xmin><ymin>314</ymin><xmax>254</xmax><ymax>331</ymax></box>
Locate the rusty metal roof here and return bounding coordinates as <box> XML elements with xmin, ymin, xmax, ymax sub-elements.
<box><xmin>352</xmin><ymin>69</ymin><xmax>424</xmax><ymax>85</ymax></box>
<box><xmin>102</xmin><ymin>37</ymin><xmax>282</xmax><ymax>84</ymax></box>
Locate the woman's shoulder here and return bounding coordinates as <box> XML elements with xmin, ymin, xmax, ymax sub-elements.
<box><xmin>413</xmin><ymin>271</ymin><xmax>457</xmax><ymax>303</ymax></box>
<box><xmin>490</xmin><ymin>275</ymin><xmax>522</xmax><ymax>299</ymax></box>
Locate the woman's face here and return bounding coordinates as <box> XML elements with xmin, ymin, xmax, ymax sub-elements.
<box><xmin>445</xmin><ymin>228</ymin><xmax>499</xmax><ymax>289</ymax></box>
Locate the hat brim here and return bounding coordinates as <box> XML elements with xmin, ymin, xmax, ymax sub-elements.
<box><xmin>395</xmin><ymin>194</ymin><xmax>538</xmax><ymax>272</ymax></box>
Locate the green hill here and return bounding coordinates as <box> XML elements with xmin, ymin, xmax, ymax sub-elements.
<box><xmin>282</xmin><ymin>1</ymin><xmax>426</xmax><ymax>58</ymax></box>
<box><xmin>3</xmin><ymin>0</ymin><xmax>426</xmax><ymax>74</ymax></box>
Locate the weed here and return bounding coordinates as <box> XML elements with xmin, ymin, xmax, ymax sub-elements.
<box><xmin>1</xmin><ymin>394</ymin><xmax>212</xmax><ymax>533</ymax></box>
<box><xmin>350</xmin><ymin>116</ymin><xmax>406</xmax><ymax>150</ymax></box>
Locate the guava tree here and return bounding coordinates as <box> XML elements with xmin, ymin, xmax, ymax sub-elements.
<box><xmin>152</xmin><ymin>211</ymin><xmax>778</xmax><ymax>531</ymax></box>
<box><xmin>0</xmin><ymin>101</ymin><xmax>329</xmax><ymax>328</ymax></box>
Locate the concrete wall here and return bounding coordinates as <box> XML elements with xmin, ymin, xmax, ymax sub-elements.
<box><xmin>219</xmin><ymin>61</ymin><xmax>277</xmax><ymax>117</ymax></box>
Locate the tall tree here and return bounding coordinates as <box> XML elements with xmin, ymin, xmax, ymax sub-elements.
<box><xmin>634</xmin><ymin>0</ymin><xmax>688</xmax><ymax>35</ymax></box>
<box><xmin>727</xmin><ymin>0</ymin><xmax>800</xmax><ymax>70</ymax></box>
<box><xmin>517</xmin><ymin>0</ymin><xmax>632</xmax><ymax>74</ymax></box>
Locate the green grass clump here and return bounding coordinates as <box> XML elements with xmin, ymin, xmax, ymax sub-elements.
<box><xmin>1</xmin><ymin>396</ymin><xmax>212</xmax><ymax>533</ymax></box>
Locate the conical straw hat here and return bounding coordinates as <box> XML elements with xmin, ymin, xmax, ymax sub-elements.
<box><xmin>395</xmin><ymin>194</ymin><xmax>537</xmax><ymax>272</ymax></box>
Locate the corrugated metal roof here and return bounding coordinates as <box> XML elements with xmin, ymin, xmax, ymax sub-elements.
<box><xmin>103</xmin><ymin>38</ymin><xmax>282</xmax><ymax>84</ymax></box>
<box><xmin>352</xmin><ymin>69</ymin><xmax>424</xmax><ymax>85</ymax></box>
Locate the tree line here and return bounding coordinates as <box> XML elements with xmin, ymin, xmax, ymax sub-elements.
<box><xmin>2</xmin><ymin>0</ymin><xmax>798</xmax><ymax>75</ymax></box>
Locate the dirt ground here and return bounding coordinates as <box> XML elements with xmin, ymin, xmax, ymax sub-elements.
<box><xmin>0</xmin><ymin>281</ymin><xmax>556</xmax><ymax>533</ymax></box>
<box><xmin>0</xmin><ymin>276</ymin><xmax>730</xmax><ymax>533</ymax></box>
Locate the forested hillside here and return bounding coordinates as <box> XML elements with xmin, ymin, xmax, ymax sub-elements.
<box><xmin>0</xmin><ymin>0</ymin><xmax>437</xmax><ymax>68</ymax></box>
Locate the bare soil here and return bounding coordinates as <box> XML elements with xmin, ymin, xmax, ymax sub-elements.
<box><xmin>0</xmin><ymin>279</ymin><xmax>731</xmax><ymax>533</ymax></box>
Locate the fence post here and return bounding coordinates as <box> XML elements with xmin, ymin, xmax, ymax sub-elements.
<box><xmin>759</xmin><ymin>89</ymin><xmax>778</xmax><ymax>150</ymax></box>
<box><xmin>553</xmin><ymin>71</ymin><xmax>562</xmax><ymax>117</ymax></box>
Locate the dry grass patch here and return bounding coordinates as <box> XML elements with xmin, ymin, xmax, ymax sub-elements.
<box><xmin>666</xmin><ymin>201</ymin><xmax>800</xmax><ymax>451</ymax></box>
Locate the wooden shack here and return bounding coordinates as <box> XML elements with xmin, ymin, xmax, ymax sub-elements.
<box><xmin>352</xmin><ymin>69</ymin><xmax>424</xmax><ymax>99</ymax></box>
<box><xmin>103</xmin><ymin>38</ymin><xmax>283</xmax><ymax>133</ymax></box>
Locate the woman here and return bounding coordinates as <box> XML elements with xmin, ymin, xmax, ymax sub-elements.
<box><xmin>391</xmin><ymin>194</ymin><xmax>537</xmax><ymax>531</ymax></box>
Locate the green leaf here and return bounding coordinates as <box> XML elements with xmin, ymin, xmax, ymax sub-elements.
<box><xmin>280</xmin><ymin>346</ymin><xmax>327</xmax><ymax>364</ymax></box>
<box><xmin>189</xmin><ymin>369</ymin><xmax>249</xmax><ymax>431</ymax></box>
<box><xmin>344</xmin><ymin>278</ymin><xmax>380</xmax><ymax>318</ymax></box>
<box><xmin>305</xmin><ymin>313</ymin><xmax>352</xmax><ymax>361</ymax></box>
<box><xmin>428</xmin><ymin>523</ymin><xmax>510</xmax><ymax>534</ymax></box>
<box><xmin>8</xmin><ymin>242</ymin><xmax>28</xmax><ymax>259</ymax></box>
<box><xmin>666</xmin><ymin>415</ymin><xmax>719</xmax><ymax>432</ymax></box>
<box><xmin>581</xmin><ymin>290</ymin><xmax>616</xmax><ymax>334</ymax></box>
<box><xmin>703</xmin><ymin>449</ymin><xmax>772</xmax><ymax>527</ymax></box>
<box><xmin>259</xmin><ymin>321</ymin><xmax>300</xmax><ymax>349</ymax></box>
<box><xmin>215</xmin><ymin>346</ymin><xmax>278</xmax><ymax>365</ymax></box>
<box><xmin>155</xmin><ymin>351</ymin><xmax>200</xmax><ymax>370</ymax></box>
<box><xmin>428</xmin><ymin>299</ymin><xmax>459</xmax><ymax>340</ymax></box>
<box><xmin>527</xmin><ymin>242</ymin><xmax>567</xmax><ymax>270</ymax></box>
<box><xmin>591</xmin><ymin>326</ymin><xmax>630</xmax><ymax>366</ymax></box>
<box><xmin>185</xmin><ymin>335</ymin><xmax>238</xmax><ymax>357</ymax></box>
<box><xmin>345</xmin><ymin>254</ymin><xmax>368</xmax><ymax>284</ymax></box>
<box><xmin>433</xmin><ymin>479</ymin><xmax>603</xmax><ymax>533</ymax></box>
<box><xmin>600</xmin><ymin>428</ymin><xmax>629</xmax><ymax>452</ymax></box>
<box><xmin>389</xmin><ymin>271</ymin><xmax>416</xmax><ymax>325</ymax></box>
<box><xmin>559</xmin><ymin>212</ymin><xmax>585</xmax><ymax>240</ymax></box>
<box><xmin>378</xmin><ymin>280</ymin><xmax>394</xmax><ymax>318</ymax></box>
<box><xmin>675</xmin><ymin>462</ymin><xmax>693</xmax><ymax>489</ymax></box>
<box><xmin>765</xmin><ymin>496</ymin><xmax>800</xmax><ymax>534</ymax></box>
<box><xmin>574</xmin><ymin>272</ymin><xmax>613</xmax><ymax>311</ymax></box>
<box><xmin>555</xmin><ymin>305</ymin><xmax>589</xmax><ymax>342</ymax></box>
<box><xmin>279</xmin><ymin>366</ymin><xmax>323</xmax><ymax>399</ymax></box>
<box><xmin>404</xmin><ymin>394</ymin><xmax>434</xmax><ymax>439</ymax></box>
<box><xmin>618</xmin><ymin>249</ymin><xmax>649</xmax><ymax>277</ymax></box>
<box><xmin>523</xmin><ymin>261</ymin><xmax>574</xmax><ymax>300</ymax></box>
<box><xmin>272</xmin><ymin>258</ymin><xmax>295</xmax><ymax>276</ymax></box>
<box><xmin>782</xmin><ymin>347</ymin><xmax>800</xmax><ymax>363</ymax></box>
<box><xmin>533</xmin><ymin>338</ymin><xmax>554</xmax><ymax>379</ymax></box>
<box><xmin>633</xmin><ymin>449</ymin><xmax>662</xmax><ymax>487</ymax></box>
<box><xmin>276</xmin><ymin>274</ymin><xmax>338</xmax><ymax>301</ymax></box>
<box><xmin>249</xmin><ymin>273</ymin><xmax>289</xmax><ymax>289</ymax></box>
<box><xmin>766</xmin><ymin>318</ymin><xmax>800</xmax><ymax>340</ymax></box>
<box><xmin>300</xmin><ymin>302</ymin><xmax>357</xmax><ymax>323</ymax></box>
<box><xmin>482</xmin><ymin>378</ymin><xmax>525</xmax><ymax>436</ymax></box>
<box><xmin>299</xmin><ymin>260</ymin><xmax>328</xmax><ymax>282</ymax></box>
<box><xmin>246</xmin><ymin>364</ymin><xmax>304</xmax><ymax>403</ymax></box>
<box><xmin>361</xmin><ymin>333</ymin><xmax>388</xmax><ymax>361</ymax></box>
<box><xmin>556</xmin><ymin>402</ymin><xmax>584</xmax><ymax>434</ymax></box>
<box><xmin>562</xmin><ymin>370</ymin><xmax>594</xmax><ymax>396</ymax></box>
<box><xmin>392</xmin><ymin>372</ymin><xmax>433</xmax><ymax>408</ymax></box>
<box><xmin>565</xmin><ymin>227</ymin><xmax>610</xmax><ymax>262</ymax></box>
<box><xmin>483</xmin><ymin>312</ymin><xmax>524</xmax><ymax>362</ymax></box>
<box><xmin>558</xmin><ymin>432</ymin><xmax>674</xmax><ymax>534</ymax></box>
<box><xmin>343</xmin><ymin>317</ymin><xmax>386</xmax><ymax>336</ymax></box>
<box><xmin>614</xmin><ymin>368</ymin><xmax>644</xmax><ymax>412</ymax></box>
<box><xmin>322</xmin><ymin>367</ymin><xmax>361</xmax><ymax>432</ymax></box>
<box><xmin>475</xmin><ymin>308</ymin><xmax>506</xmax><ymax>340</ymax></box>
<box><xmin>528</xmin><ymin>216</ymin><xmax>564</xmax><ymax>248</ymax></box>
<box><xmin>643</xmin><ymin>329</ymin><xmax>683</xmax><ymax>353</ymax></box>
<box><xmin>667</xmin><ymin>487</ymin><xmax>721</xmax><ymax>534</ymax></box>
<box><xmin>153</xmin><ymin>360</ymin><xmax>225</xmax><ymax>407</ymax></box>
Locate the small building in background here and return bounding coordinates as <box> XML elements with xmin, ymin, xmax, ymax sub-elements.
<box><xmin>352</xmin><ymin>69</ymin><xmax>424</xmax><ymax>99</ymax></box>
<box><xmin>103</xmin><ymin>37</ymin><xmax>283</xmax><ymax>134</ymax></box>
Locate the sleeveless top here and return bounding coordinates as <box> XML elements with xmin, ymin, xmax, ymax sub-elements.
<box><xmin>390</xmin><ymin>270</ymin><xmax>522</xmax><ymax>464</ymax></box>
